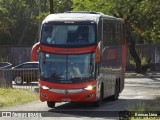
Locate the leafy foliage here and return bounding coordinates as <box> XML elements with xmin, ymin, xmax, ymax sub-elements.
<box><xmin>0</xmin><ymin>0</ymin><xmax>73</xmax><ymax>45</ymax></box>
<box><xmin>0</xmin><ymin>0</ymin><xmax>38</xmax><ymax>45</ymax></box>
<box><xmin>72</xmin><ymin>0</ymin><xmax>160</xmax><ymax>44</ymax></box>
<box><xmin>72</xmin><ymin>0</ymin><xmax>160</xmax><ymax>73</ymax></box>
<box><xmin>1</xmin><ymin>0</ymin><xmax>159</xmax><ymax>45</ymax></box>
<box><xmin>0</xmin><ymin>0</ymin><xmax>159</xmax><ymax>73</ymax></box>
<box><xmin>0</xmin><ymin>0</ymin><xmax>159</xmax><ymax>45</ymax></box>
<box><xmin>130</xmin><ymin>57</ymin><xmax>151</xmax><ymax>73</ymax></box>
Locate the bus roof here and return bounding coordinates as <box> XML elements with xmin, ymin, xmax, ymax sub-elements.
<box><xmin>42</xmin><ymin>12</ymin><xmax>117</xmax><ymax>24</ymax></box>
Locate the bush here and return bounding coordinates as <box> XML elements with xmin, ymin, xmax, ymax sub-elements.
<box><xmin>141</xmin><ymin>57</ymin><xmax>151</xmax><ymax>72</ymax></box>
<box><xmin>129</xmin><ymin>57</ymin><xmax>151</xmax><ymax>73</ymax></box>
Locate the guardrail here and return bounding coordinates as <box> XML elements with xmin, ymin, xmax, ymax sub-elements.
<box><xmin>0</xmin><ymin>68</ymin><xmax>39</xmax><ymax>91</ymax></box>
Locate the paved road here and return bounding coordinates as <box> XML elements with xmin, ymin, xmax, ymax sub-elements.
<box><xmin>0</xmin><ymin>78</ymin><xmax>160</xmax><ymax>120</ymax></box>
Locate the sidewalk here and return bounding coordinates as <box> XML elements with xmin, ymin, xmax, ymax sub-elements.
<box><xmin>125</xmin><ymin>72</ymin><xmax>160</xmax><ymax>78</ymax></box>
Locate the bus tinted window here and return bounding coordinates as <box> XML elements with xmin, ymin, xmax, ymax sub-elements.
<box><xmin>103</xmin><ymin>22</ymin><xmax>116</xmax><ymax>46</ymax></box>
<box><xmin>39</xmin><ymin>52</ymin><xmax>95</xmax><ymax>83</ymax></box>
<box><xmin>41</xmin><ymin>25</ymin><xmax>96</xmax><ymax>45</ymax></box>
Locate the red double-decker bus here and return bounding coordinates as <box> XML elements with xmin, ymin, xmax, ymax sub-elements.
<box><xmin>31</xmin><ymin>11</ymin><xmax>126</xmax><ymax>108</ymax></box>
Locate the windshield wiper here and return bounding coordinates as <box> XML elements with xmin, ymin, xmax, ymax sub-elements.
<box><xmin>69</xmin><ymin>77</ymin><xmax>88</xmax><ymax>80</ymax></box>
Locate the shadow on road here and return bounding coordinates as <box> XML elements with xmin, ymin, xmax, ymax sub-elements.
<box><xmin>148</xmin><ymin>77</ymin><xmax>160</xmax><ymax>82</ymax></box>
<box><xmin>45</xmin><ymin>98</ymin><xmax>158</xmax><ymax>118</ymax></box>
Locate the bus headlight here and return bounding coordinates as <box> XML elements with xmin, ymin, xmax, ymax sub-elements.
<box><xmin>84</xmin><ymin>85</ymin><xmax>93</xmax><ymax>90</ymax></box>
<box><xmin>40</xmin><ymin>85</ymin><xmax>50</xmax><ymax>90</ymax></box>
<box><xmin>84</xmin><ymin>85</ymin><xmax>96</xmax><ymax>90</ymax></box>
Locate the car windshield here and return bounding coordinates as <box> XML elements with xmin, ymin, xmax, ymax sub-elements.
<box><xmin>41</xmin><ymin>24</ymin><xmax>96</xmax><ymax>45</ymax></box>
<box><xmin>39</xmin><ymin>52</ymin><xmax>95</xmax><ymax>83</ymax></box>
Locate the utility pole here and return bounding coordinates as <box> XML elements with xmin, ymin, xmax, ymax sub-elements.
<box><xmin>37</xmin><ymin>0</ymin><xmax>42</xmax><ymax>42</ymax></box>
<box><xmin>50</xmin><ymin>0</ymin><xmax>54</xmax><ymax>14</ymax></box>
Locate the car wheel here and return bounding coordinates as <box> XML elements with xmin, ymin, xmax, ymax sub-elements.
<box><xmin>47</xmin><ymin>101</ymin><xmax>56</xmax><ymax>108</ymax></box>
<box><xmin>14</xmin><ymin>76</ymin><xmax>23</xmax><ymax>85</ymax></box>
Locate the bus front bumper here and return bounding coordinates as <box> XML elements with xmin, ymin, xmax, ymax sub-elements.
<box><xmin>39</xmin><ymin>87</ymin><xmax>97</xmax><ymax>102</ymax></box>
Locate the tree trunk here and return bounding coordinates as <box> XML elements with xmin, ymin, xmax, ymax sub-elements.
<box><xmin>128</xmin><ymin>39</ymin><xmax>142</xmax><ymax>73</ymax></box>
<box><xmin>18</xmin><ymin>0</ymin><xmax>33</xmax><ymax>45</ymax></box>
<box><xmin>49</xmin><ymin>0</ymin><xmax>54</xmax><ymax>14</ymax></box>
<box><xmin>126</xmin><ymin>24</ymin><xmax>142</xmax><ymax>73</ymax></box>
<box><xmin>18</xmin><ymin>20</ymin><xmax>31</xmax><ymax>45</ymax></box>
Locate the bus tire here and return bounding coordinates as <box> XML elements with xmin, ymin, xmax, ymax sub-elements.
<box><xmin>47</xmin><ymin>101</ymin><xmax>55</xmax><ymax>108</ymax></box>
<box><xmin>92</xmin><ymin>86</ymin><xmax>103</xmax><ymax>107</ymax></box>
<box><xmin>111</xmin><ymin>81</ymin><xmax>119</xmax><ymax>101</ymax></box>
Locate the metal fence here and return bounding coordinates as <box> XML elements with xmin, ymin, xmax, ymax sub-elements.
<box><xmin>126</xmin><ymin>44</ymin><xmax>160</xmax><ymax>71</ymax></box>
<box><xmin>0</xmin><ymin>44</ymin><xmax>160</xmax><ymax>89</ymax></box>
<box><xmin>0</xmin><ymin>45</ymin><xmax>31</xmax><ymax>66</ymax></box>
<box><xmin>0</xmin><ymin>68</ymin><xmax>39</xmax><ymax>90</ymax></box>
<box><xmin>0</xmin><ymin>44</ymin><xmax>160</xmax><ymax>70</ymax></box>
<box><xmin>0</xmin><ymin>69</ymin><xmax>12</xmax><ymax>88</ymax></box>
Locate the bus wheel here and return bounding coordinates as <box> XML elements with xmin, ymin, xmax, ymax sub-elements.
<box><xmin>93</xmin><ymin>86</ymin><xmax>103</xmax><ymax>107</ymax></box>
<box><xmin>111</xmin><ymin>81</ymin><xmax>119</xmax><ymax>101</ymax></box>
<box><xmin>47</xmin><ymin>101</ymin><xmax>55</xmax><ymax>108</ymax></box>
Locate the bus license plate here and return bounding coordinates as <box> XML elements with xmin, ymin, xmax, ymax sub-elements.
<box><xmin>62</xmin><ymin>98</ymin><xmax>71</xmax><ymax>102</ymax></box>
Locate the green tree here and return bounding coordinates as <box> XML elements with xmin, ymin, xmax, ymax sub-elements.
<box><xmin>0</xmin><ymin>0</ymin><xmax>39</xmax><ymax>45</ymax></box>
<box><xmin>72</xmin><ymin>0</ymin><xmax>160</xmax><ymax>73</ymax></box>
<box><xmin>0</xmin><ymin>0</ymin><xmax>73</xmax><ymax>45</ymax></box>
<box><xmin>53</xmin><ymin>0</ymin><xmax>73</xmax><ymax>13</ymax></box>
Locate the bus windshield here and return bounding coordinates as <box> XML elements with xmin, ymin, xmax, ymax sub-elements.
<box><xmin>39</xmin><ymin>52</ymin><xmax>95</xmax><ymax>83</ymax></box>
<box><xmin>41</xmin><ymin>24</ymin><xmax>96</xmax><ymax>45</ymax></box>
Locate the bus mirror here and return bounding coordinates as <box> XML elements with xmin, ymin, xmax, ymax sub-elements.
<box><xmin>31</xmin><ymin>42</ymin><xmax>40</xmax><ymax>61</ymax></box>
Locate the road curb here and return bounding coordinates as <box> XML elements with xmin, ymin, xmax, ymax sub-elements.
<box><xmin>125</xmin><ymin>75</ymin><xmax>160</xmax><ymax>78</ymax></box>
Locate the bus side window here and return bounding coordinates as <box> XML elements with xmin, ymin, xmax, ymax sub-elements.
<box><xmin>103</xmin><ymin>21</ymin><xmax>117</xmax><ymax>47</ymax></box>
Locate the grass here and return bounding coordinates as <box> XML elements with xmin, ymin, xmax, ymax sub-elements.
<box><xmin>0</xmin><ymin>88</ymin><xmax>39</xmax><ymax>108</ymax></box>
<box><xmin>125</xmin><ymin>72</ymin><xmax>160</xmax><ymax>78</ymax></box>
<box><xmin>127</xmin><ymin>96</ymin><xmax>160</xmax><ymax>120</ymax></box>
<box><xmin>125</xmin><ymin>72</ymin><xmax>145</xmax><ymax>77</ymax></box>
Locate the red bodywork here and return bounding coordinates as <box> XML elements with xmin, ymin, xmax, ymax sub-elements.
<box><xmin>31</xmin><ymin>43</ymin><xmax>100</xmax><ymax>102</ymax></box>
<box><xmin>31</xmin><ymin>42</ymin><xmax>40</xmax><ymax>61</ymax></box>
<box><xmin>39</xmin><ymin>80</ymin><xmax>97</xmax><ymax>102</ymax></box>
<box><xmin>39</xmin><ymin>45</ymin><xmax>96</xmax><ymax>54</ymax></box>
